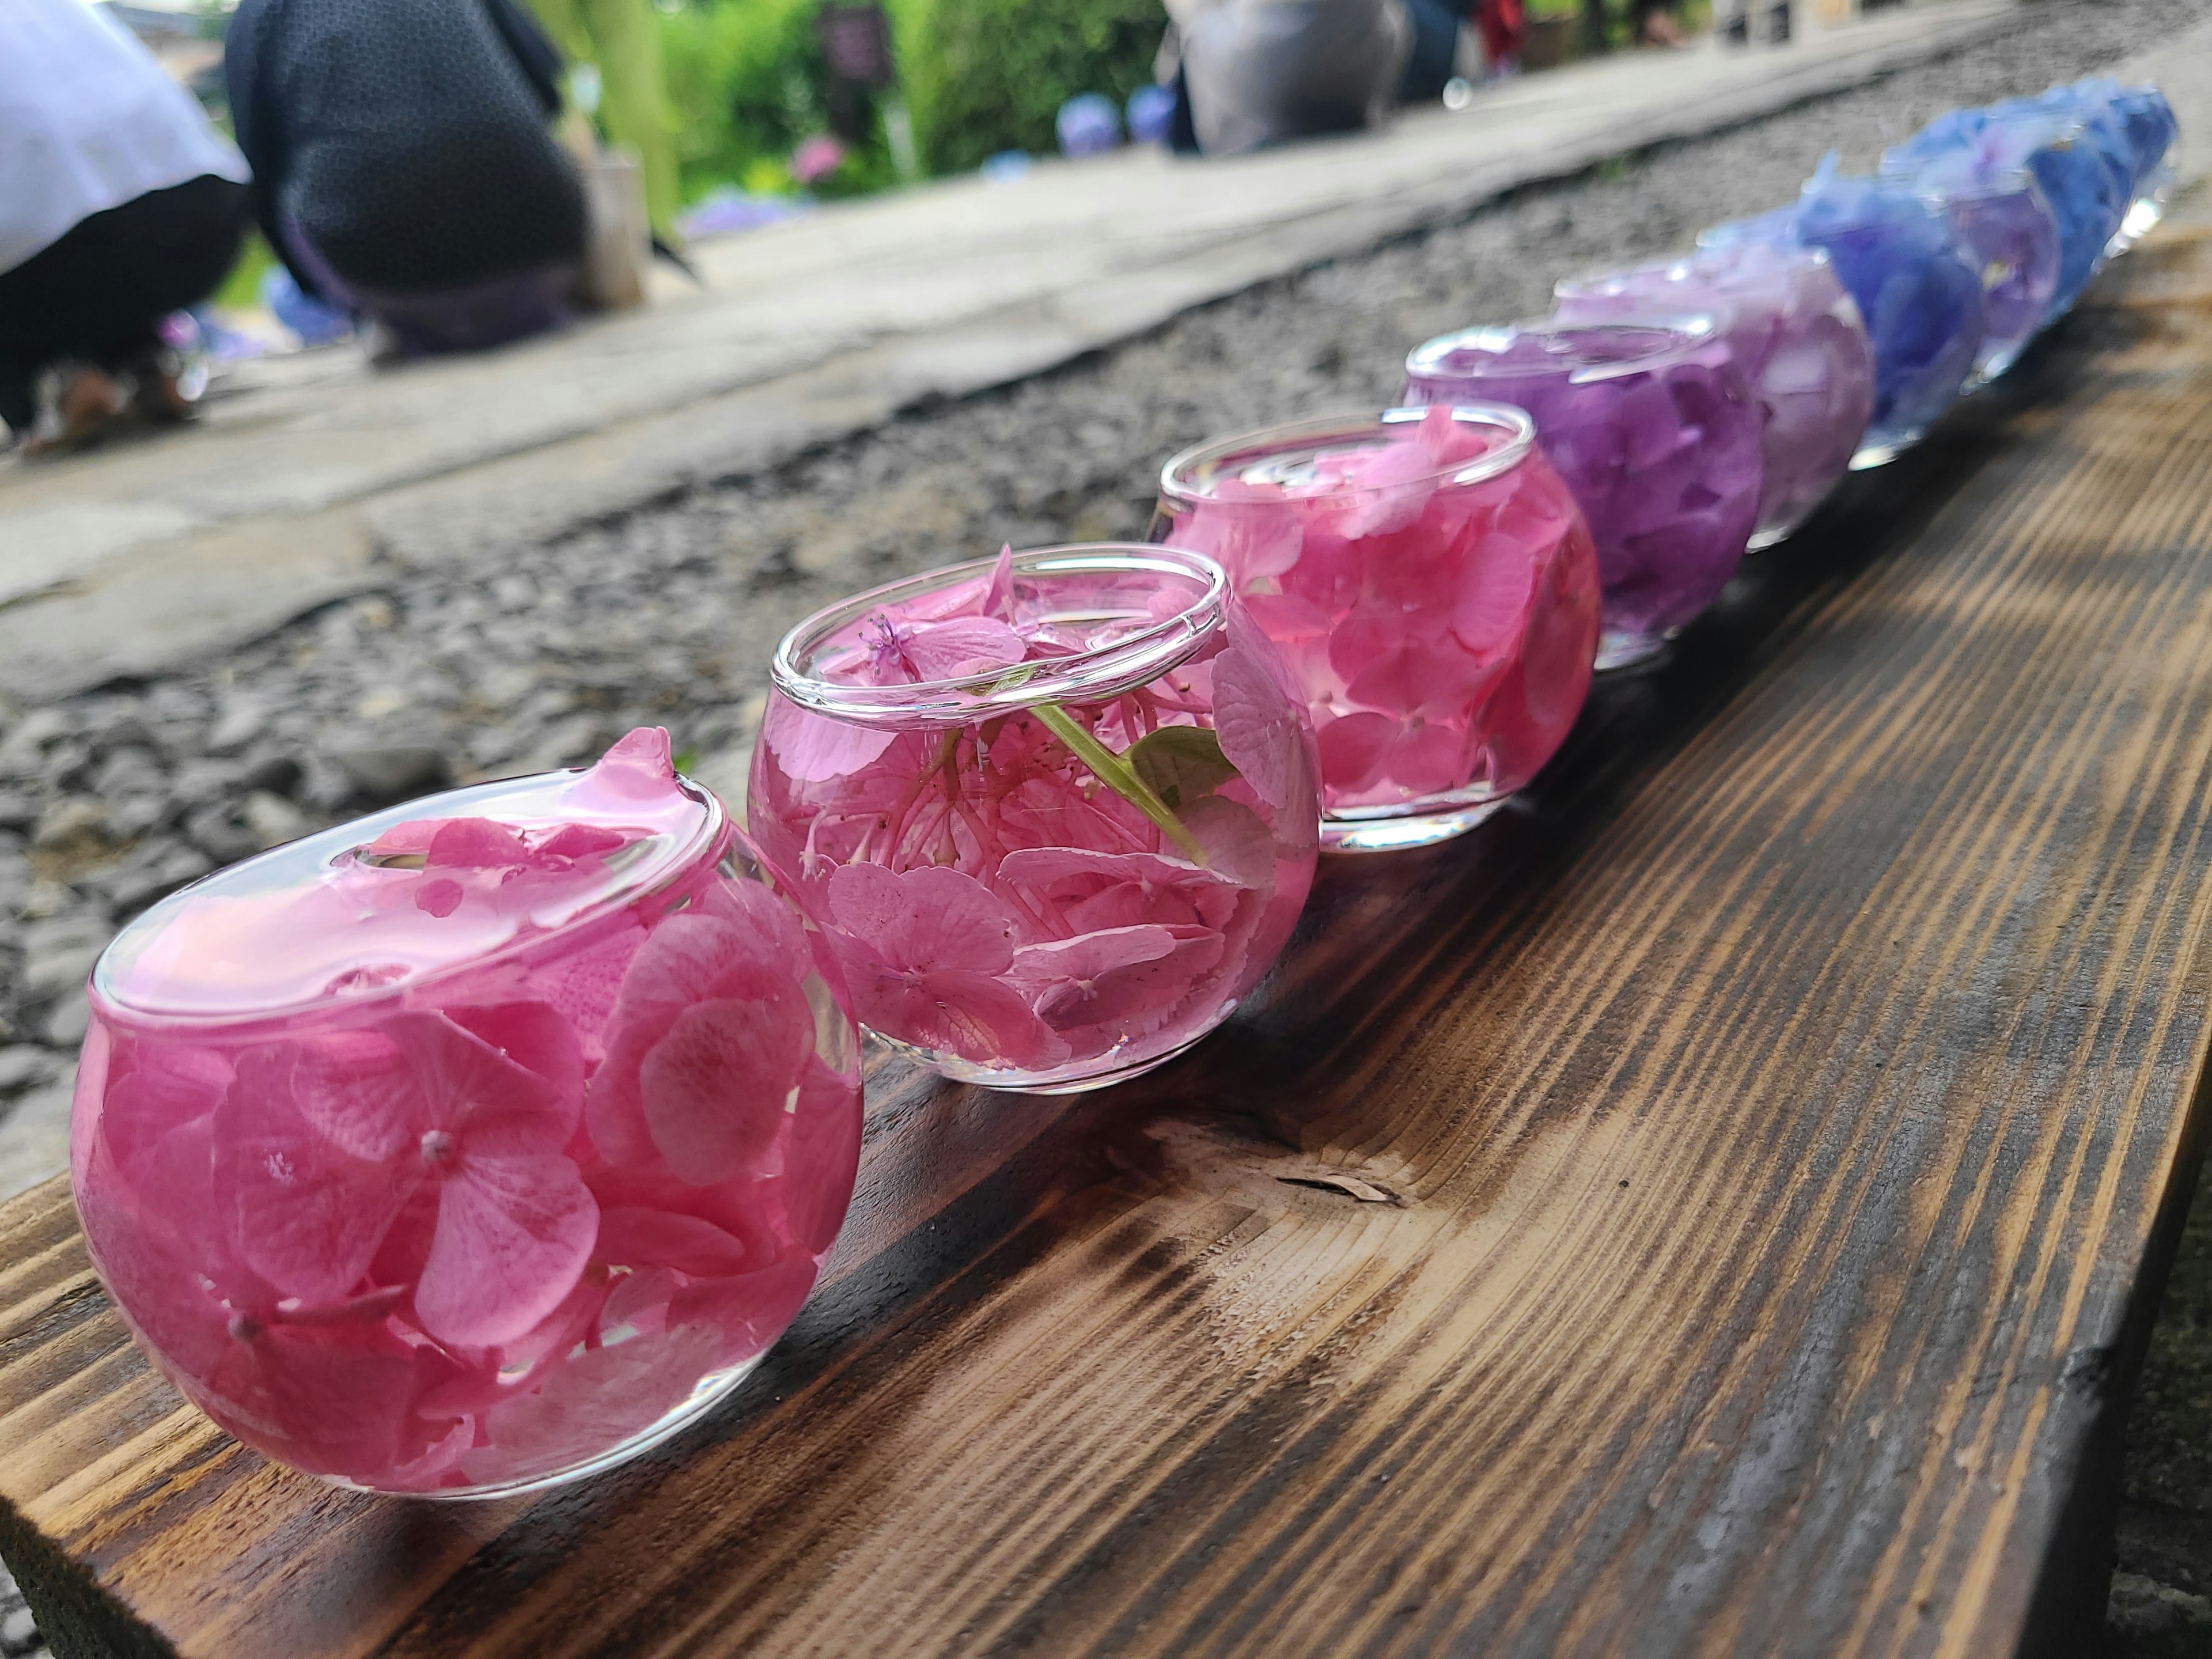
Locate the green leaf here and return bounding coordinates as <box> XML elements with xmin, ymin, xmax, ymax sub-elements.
<box><xmin>1127</xmin><ymin>726</ymin><xmax>1238</xmax><ymax>812</ymax></box>
<box><xmin>1031</xmin><ymin>703</ymin><xmax>1209</xmax><ymax>865</ymax></box>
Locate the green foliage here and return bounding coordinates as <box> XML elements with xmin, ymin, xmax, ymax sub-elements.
<box><xmin>894</xmin><ymin>0</ymin><xmax>1164</xmax><ymax>175</ymax></box>
<box><xmin>658</xmin><ymin>0</ymin><xmax>825</xmax><ymax>196</ymax></box>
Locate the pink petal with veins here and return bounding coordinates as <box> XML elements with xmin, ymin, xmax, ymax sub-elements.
<box><xmin>414</xmin><ymin>1150</ymin><xmax>598</xmax><ymax>1347</ymax></box>
<box><xmin>638</xmin><ymin>992</ymin><xmax>812</xmax><ymax>1183</ymax></box>
<box><xmin>828</xmin><ymin>862</ymin><xmax>1020</xmax><ymax>975</ymax></box>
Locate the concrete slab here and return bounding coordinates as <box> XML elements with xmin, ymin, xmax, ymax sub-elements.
<box><xmin>0</xmin><ymin>0</ymin><xmax>2022</xmax><ymax>698</ymax></box>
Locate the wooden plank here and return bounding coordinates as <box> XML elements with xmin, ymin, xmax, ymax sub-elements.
<box><xmin>10</xmin><ymin>221</ymin><xmax>2212</xmax><ymax>1659</ymax></box>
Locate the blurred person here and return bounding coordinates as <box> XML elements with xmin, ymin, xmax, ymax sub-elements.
<box><xmin>0</xmin><ymin>0</ymin><xmax>250</xmax><ymax>450</ymax></box>
<box><xmin>1630</xmin><ymin>0</ymin><xmax>1688</xmax><ymax>47</ymax></box>
<box><xmin>522</xmin><ymin>0</ymin><xmax>680</xmax><ymax>241</ymax></box>
<box><xmin>226</xmin><ymin>0</ymin><xmax>589</xmax><ymax>360</ymax></box>
<box><xmin>1399</xmin><ymin>0</ymin><xmax>1525</xmax><ymax>100</ymax></box>
<box><xmin>1160</xmin><ymin>0</ymin><xmax>1412</xmax><ymax>155</ymax></box>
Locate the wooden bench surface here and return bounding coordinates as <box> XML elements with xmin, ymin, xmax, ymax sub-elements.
<box><xmin>10</xmin><ymin>225</ymin><xmax>2212</xmax><ymax>1659</ymax></box>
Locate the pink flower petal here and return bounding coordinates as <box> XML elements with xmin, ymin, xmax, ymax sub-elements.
<box><xmin>668</xmin><ymin>1256</ymin><xmax>819</xmax><ymax>1372</ymax></box>
<box><xmin>596</xmin><ymin>1207</ymin><xmax>766</xmax><ymax>1277</ymax></box>
<box><xmin>460</xmin><ymin>1324</ymin><xmax>724</xmax><ymax>1488</ymax></box>
<box><xmin>892</xmin><ymin>616</ymin><xmax>1028</xmax><ymax>681</ymax></box>
<box><xmin>780</xmin><ymin>1058</ymin><xmax>862</xmax><ymax>1256</ymax></box>
<box><xmin>1316</xmin><ymin>711</ymin><xmax>1395</xmax><ymax>794</ymax></box>
<box><xmin>200</xmin><ymin>1315</ymin><xmax>429</xmax><ymax>1481</ymax></box>
<box><xmin>1209</xmin><ymin>649</ymin><xmax>1301</xmax><ymax>811</ymax></box>
<box><xmin>522</xmin><ymin>919</ymin><xmax>646</xmax><ymax>1054</ymax></box>
<box><xmin>828</xmin><ymin>862</ymin><xmax>1020</xmax><ymax>976</ymax></box>
<box><xmin>586</xmin><ymin>726</ymin><xmax>679</xmax><ymax>800</ymax></box>
<box><xmin>286</xmin><ymin>1027</ymin><xmax>422</xmax><ymax>1162</ymax></box>
<box><xmin>446</xmin><ymin>1001</ymin><xmax>587</xmax><ymax>1114</ymax></box>
<box><xmin>100</xmin><ymin>1041</ymin><xmax>231</xmax><ymax>1185</ymax></box>
<box><xmin>857</xmin><ymin>967</ymin><xmax>1066</xmax><ymax>1067</ymax></box>
<box><xmin>762</xmin><ymin>699</ymin><xmax>898</xmax><ymax>786</ymax></box>
<box><xmin>637</xmin><ymin>991</ymin><xmax>813</xmax><ymax>1183</ymax></box>
<box><xmin>582</xmin><ymin>1003</ymin><xmax>680</xmax><ymax>1168</ymax></box>
<box><xmin>389</xmin><ymin>1010</ymin><xmax>578</xmax><ymax>1152</ymax></box>
<box><xmin>426</xmin><ymin>819</ymin><xmax>535</xmax><ymax>872</ymax></box>
<box><xmin>414</xmin><ymin>1151</ymin><xmax>599</xmax><ymax>1347</ymax></box>
<box><xmin>1452</xmin><ymin>531</ymin><xmax>1539</xmax><ymax>661</ymax></box>
<box><xmin>215</xmin><ymin>1047</ymin><xmax>423</xmax><ymax>1304</ymax></box>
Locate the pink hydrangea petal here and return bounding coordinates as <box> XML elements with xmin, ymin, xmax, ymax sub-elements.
<box><xmin>426</xmin><ymin>819</ymin><xmax>535</xmax><ymax>872</ymax></box>
<box><xmin>586</xmin><ymin>726</ymin><xmax>678</xmax><ymax>800</ymax></box>
<box><xmin>582</xmin><ymin>1002</ymin><xmax>680</xmax><ymax>1168</ymax></box>
<box><xmin>459</xmin><ymin>1325</ymin><xmax>724</xmax><ymax>1488</ymax></box>
<box><xmin>413</xmin><ymin>1152</ymin><xmax>599</xmax><ymax>1348</ymax></box>
<box><xmin>1179</xmin><ymin>796</ymin><xmax>1279</xmax><ymax>890</ymax></box>
<box><xmin>522</xmin><ymin>919</ymin><xmax>646</xmax><ymax>1055</ymax></box>
<box><xmin>596</xmin><ymin>1207</ymin><xmax>765</xmax><ymax>1276</ymax></box>
<box><xmin>1210</xmin><ymin>650</ymin><xmax>1299</xmax><ymax>811</ymax></box>
<box><xmin>287</xmin><ymin>1027</ymin><xmax>422</xmax><ymax>1162</ymax></box>
<box><xmin>1381</xmin><ymin>718</ymin><xmax>1471</xmax><ymax>796</ymax></box>
<box><xmin>699</xmin><ymin>868</ymin><xmax>812</xmax><ymax>967</ymax></box>
<box><xmin>639</xmin><ymin>993</ymin><xmax>814</xmax><ymax>1184</ymax></box>
<box><xmin>200</xmin><ymin>1316</ymin><xmax>427</xmax><ymax>1480</ymax></box>
<box><xmin>415</xmin><ymin>1269</ymin><xmax>612</xmax><ymax>1419</ymax></box>
<box><xmin>780</xmin><ymin>1058</ymin><xmax>862</xmax><ymax>1256</ymax></box>
<box><xmin>1316</xmin><ymin>711</ymin><xmax>1395</xmax><ymax>794</ymax></box>
<box><xmin>667</xmin><ymin>1256</ymin><xmax>819</xmax><ymax>1370</ymax></box>
<box><xmin>100</xmin><ymin>1041</ymin><xmax>231</xmax><ymax>1184</ymax></box>
<box><xmin>363</xmin><ymin>820</ymin><xmax>442</xmax><ymax>859</ymax></box>
<box><xmin>415</xmin><ymin>878</ymin><xmax>465</xmax><ymax>918</ymax></box>
<box><xmin>389</xmin><ymin>1010</ymin><xmax>577</xmax><ymax>1150</ymax></box>
<box><xmin>763</xmin><ymin>700</ymin><xmax>899</xmax><ymax>786</ymax></box>
<box><xmin>828</xmin><ymin>861</ymin><xmax>1020</xmax><ymax>976</ymax></box>
<box><xmin>537</xmin><ymin>823</ymin><xmax>631</xmax><ymax>861</ymax></box>
<box><xmin>893</xmin><ymin>616</ymin><xmax>1027</xmax><ymax>681</ymax></box>
<box><xmin>1453</xmin><ymin>532</ymin><xmax>1539</xmax><ymax>661</ymax></box>
<box><xmin>216</xmin><ymin>1047</ymin><xmax>423</xmax><ymax>1304</ymax></box>
<box><xmin>447</xmin><ymin>1001</ymin><xmax>586</xmax><ymax>1113</ymax></box>
<box><xmin>612</xmin><ymin>915</ymin><xmax>754</xmax><ymax>1010</ymax></box>
<box><xmin>860</xmin><ymin>968</ymin><xmax>1065</xmax><ymax>1068</ymax></box>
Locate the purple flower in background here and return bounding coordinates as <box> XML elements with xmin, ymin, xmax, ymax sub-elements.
<box><xmin>1057</xmin><ymin>94</ymin><xmax>1123</xmax><ymax>158</ymax></box>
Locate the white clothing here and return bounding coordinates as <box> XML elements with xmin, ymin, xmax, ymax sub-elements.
<box><xmin>0</xmin><ymin>0</ymin><xmax>249</xmax><ymax>272</ymax></box>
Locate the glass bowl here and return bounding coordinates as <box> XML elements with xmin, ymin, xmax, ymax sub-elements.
<box><xmin>1152</xmin><ymin>406</ymin><xmax>1600</xmax><ymax>849</ymax></box>
<box><xmin>750</xmin><ymin>544</ymin><xmax>1321</xmax><ymax>1090</ymax></box>
<box><xmin>1403</xmin><ymin>318</ymin><xmax>1760</xmax><ymax>669</ymax></box>
<box><xmin>71</xmin><ymin>729</ymin><xmax>863</xmax><ymax>1498</ymax></box>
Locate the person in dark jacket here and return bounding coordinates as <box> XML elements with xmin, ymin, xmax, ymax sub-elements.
<box><xmin>225</xmin><ymin>0</ymin><xmax>590</xmax><ymax>358</ymax></box>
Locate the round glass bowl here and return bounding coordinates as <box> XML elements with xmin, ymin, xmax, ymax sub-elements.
<box><xmin>750</xmin><ymin>544</ymin><xmax>1321</xmax><ymax>1091</ymax></box>
<box><xmin>70</xmin><ymin>729</ymin><xmax>863</xmax><ymax>1498</ymax></box>
<box><xmin>1552</xmin><ymin>241</ymin><xmax>1874</xmax><ymax>549</ymax></box>
<box><xmin>1706</xmin><ymin>164</ymin><xmax>1986</xmax><ymax>468</ymax></box>
<box><xmin>1887</xmin><ymin>110</ymin><xmax>2122</xmax><ymax>324</ymax></box>
<box><xmin>1151</xmin><ymin>406</ymin><xmax>1599</xmax><ymax>851</ymax></box>
<box><xmin>1403</xmin><ymin>319</ymin><xmax>1760</xmax><ymax>670</ymax></box>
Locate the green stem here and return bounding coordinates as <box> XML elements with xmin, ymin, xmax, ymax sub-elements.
<box><xmin>1032</xmin><ymin>702</ymin><xmax>1209</xmax><ymax>865</ymax></box>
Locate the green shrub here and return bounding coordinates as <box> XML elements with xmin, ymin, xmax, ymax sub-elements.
<box><xmin>658</xmin><ymin>0</ymin><xmax>826</xmax><ymax>198</ymax></box>
<box><xmin>895</xmin><ymin>0</ymin><xmax>1165</xmax><ymax>175</ymax></box>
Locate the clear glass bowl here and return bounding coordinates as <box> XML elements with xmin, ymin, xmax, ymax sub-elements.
<box><xmin>1553</xmin><ymin>241</ymin><xmax>1875</xmax><ymax>549</ymax></box>
<box><xmin>751</xmin><ymin>544</ymin><xmax>1321</xmax><ymax>1090</ymax></box>
<box><xmin>71</xmin><ymin>729</ymin><xmax>862</xmax><ymax>1498</ymax></box>
<box><xmin>1403</xmin><ymin>319</ymin><xmax>1760</xmax><ymax>669</ymax></box>
<box><xmin>1151</xmin><ymin>406</ymin><xmax>1600</xmax><ymax>850</ymax></box>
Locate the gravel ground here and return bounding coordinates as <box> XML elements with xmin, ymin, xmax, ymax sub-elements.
<box><xmin>2</xmin><ymin>2</ymin><xmax>2208</xmax><ymax>1650</ymax></box>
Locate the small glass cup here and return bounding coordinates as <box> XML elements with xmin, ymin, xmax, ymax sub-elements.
<box><xmin>1552</xmin><ymin>241</ymin><xmax>1876</xmax><ymax>549</ymax></box>
<box><xmin>1887</xmin><ymin>111</ymin><xmax>2123</xmax><ymax>324</ymax></box>
<box><xmin>1880</xmin><ymin>162</ymin><xmax>2062</xmax><ymax>387</ymax></box>
<box><xmin>1403</xmin><ymin>318</ymin><xmax>1761</xmax><ymax>670</ymax></box>
<box><xmin>71</xmin><ymin>730</ymin><xmax>863</xmax><ymax>1498</ymax></box>
<box><xmin>1705</xmin><ymin>160</ymin><xmax>1986</xmax><ymax>468</ymax></box>
<box><xmin>1150</xmin><ymin>406</ymin><xmax>1600</xmax><ymax>851</ymax></box>
<box><xmin>751</xmin><ymin>544</ymin><xmax>1321</xmax><ymax>1092</ymax></box>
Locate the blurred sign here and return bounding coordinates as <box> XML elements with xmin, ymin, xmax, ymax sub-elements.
<box><xmin>816</xmin><ymin>5</ymin><xmax>894</xmax><ymax>88</ymax></box>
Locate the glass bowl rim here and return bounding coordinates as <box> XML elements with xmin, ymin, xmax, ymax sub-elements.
<box><xmin>1403</xmin><ymin>314</ymin><xmax>1725</xmax><ymax>387</ymax></box>
<box><xmin>769</xmin><ymin>543</ymin><xmax>1229</xmax><ymax>729</ymax></box>
<box><xmin>1552</xmin><ymin>241</ymin><xmax>1833</xmax><ymax>305</ymax></box>
<box><xmin>89</xmin><ymin>770</ymin><xmax>732</xmax><ymax>1030</ymax></box>
<box><xmin>1157</xmin><ymin>403</ymin><xmax>1538</xmax><ymax>507</ymax></box>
